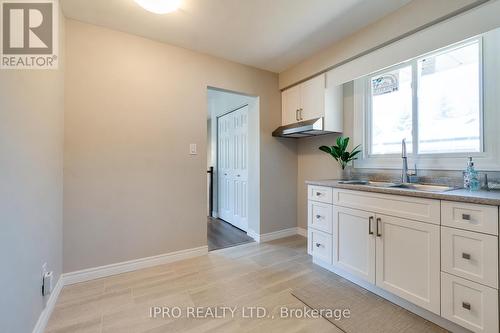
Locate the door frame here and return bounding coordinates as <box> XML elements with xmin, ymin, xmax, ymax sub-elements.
<box><xmin>216</xmin><ymin>103</ymin><xmax>249</xmax><ymax>231</ymax></box>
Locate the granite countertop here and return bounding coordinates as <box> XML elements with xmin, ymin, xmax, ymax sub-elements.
<box><xmin>306</xmin><ymin>179</ymin><xmax>500</xmax><ymax>206</ymax></box>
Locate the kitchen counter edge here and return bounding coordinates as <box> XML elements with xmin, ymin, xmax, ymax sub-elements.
<box><xmin>306</xmin><ymin>180</ymin><xmax>500</xmax><ymax>206</ymax></box>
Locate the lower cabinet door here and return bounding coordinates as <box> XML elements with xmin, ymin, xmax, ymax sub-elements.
<box><xmin>441</xmin><ymin>272</ymin><xmax>499</xmax><ymax>333</ymax></box>
<box><xmin>375</xmin><ymin>214</ymin><xmax>440</xmax><ymax>314</ymax></box>
<box><xmin>309</xmin><ymin>228</ymin><xmax>332</xmax><ymax>265</ymax></box>
<box><xmin>333</xmin><ymin>206</ymin><xmax>376</xmax><ymax>284</ymax></box>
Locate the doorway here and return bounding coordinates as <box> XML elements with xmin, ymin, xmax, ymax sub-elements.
<box><xmin>207</xmin><ymin>88</ymin><xmax>259</xmax><ymax>251</ymax></box>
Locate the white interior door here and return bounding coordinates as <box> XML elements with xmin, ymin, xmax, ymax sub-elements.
<box><xmin>217</xmin><ymin>106</ymin><xmax>248</xmax><ymax>231</ymax></box>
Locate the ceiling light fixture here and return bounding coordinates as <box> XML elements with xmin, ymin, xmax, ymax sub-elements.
<box><xmin>134</xmin><ymin>0</ymin><xmax>181</xmax><ymax>14</ymax></box>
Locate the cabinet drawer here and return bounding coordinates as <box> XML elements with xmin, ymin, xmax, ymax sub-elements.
<box><xmin>442</xmin><ymin>201</ymin><xmax>498</xmax><ymax>235</ymax></box>
<box><xmin>308</xmin><ymin>228</ymin><xmax>332</xmax><ymax>265</ymax></box>
<box><xmin>441</xmin><ymin>272</ymin><xmax>498</xmax><ymax>333</ymax></box>
<box><xmin>308</xmin><ymin>201</ymin><xmax>333</xmax><ymax>234</ymax></box>
<box><xmin>332</xmin><ymin>189</ymin><xmax>440</xmax><ymax>224</ymax></box>
<box><xmin>441</xmin><ymin>227</ymin><xmax>498</xmax><ymax>288</ymax></box>
<box><xmin>308</xmin><ymin>185</ymin><xmax>333</xmax><ymax>204</ymax></box>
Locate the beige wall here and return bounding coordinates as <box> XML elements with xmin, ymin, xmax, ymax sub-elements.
<box><xmin>64</xmin><ymin>20</ymin><xmax>297</xmax><ymax>272</ymax></box>
<box><xmin>279</xmin><ymin>0</ymin><xmax>483</xmax><ymax>89</ymax></box>
<box><xmin>0</xmin><ymin>15</ymin><xmax>64</xmax><ymax>333</ymax></box>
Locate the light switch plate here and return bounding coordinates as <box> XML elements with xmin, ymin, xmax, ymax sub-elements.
<box><xmin>189</xmin><ymin>144</ymin><xmax>197</xmax><ymax>155</ymax></box>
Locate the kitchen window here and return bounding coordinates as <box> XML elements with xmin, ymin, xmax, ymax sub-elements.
<box><xmin>368</xmin><ymin>39</ymin><xmax>482</xmax><ymax>157</ymax></box>
<box><xmin>351</xmin><ymin>37</ymin><xmax>500</xmax><ymax>170</ymax></box>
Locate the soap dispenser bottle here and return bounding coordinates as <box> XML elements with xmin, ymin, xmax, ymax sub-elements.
<box><xmin>464</xmin><ymin>157</ymin><xmax>480</xmax><ymax>191</ymax></box>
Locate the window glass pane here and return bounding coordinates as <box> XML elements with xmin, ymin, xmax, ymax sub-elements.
<box><xmin>370</xmin><ymin>66</ymin><xmax>413</xmax><ymax>155</ymax></box>
<box><xmin>417</xmin><ymin>41</ymin><xmax>481</xmax><ymax>154</ymax></box>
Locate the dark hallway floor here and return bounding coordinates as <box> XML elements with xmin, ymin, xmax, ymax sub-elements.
<box><xmin>207</xmin><ymin>217</ymin><xmax>254</xmax><ymax>251</ymax></box>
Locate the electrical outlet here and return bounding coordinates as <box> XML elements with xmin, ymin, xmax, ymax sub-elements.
<box><xmin>42</xmin><ymin>271</ymin><xmax>53</xmax><ymax>297</ymax></box>
<box><xmin>41</xmin><ymin>263</ymin><xmax>52</xmax><ymax>297</ymax></box>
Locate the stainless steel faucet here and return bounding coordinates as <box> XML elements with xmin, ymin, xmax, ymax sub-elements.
<box><xmin>402</xmin><ymin>138</ymin><xmax>409</xmax><ymax>183</ymax></box>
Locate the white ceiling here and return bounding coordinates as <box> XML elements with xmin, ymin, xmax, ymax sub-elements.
<box><xmin>61</xmin><ymin>0</ymin><xmax>411</xmax><ymax>73</ymax></box>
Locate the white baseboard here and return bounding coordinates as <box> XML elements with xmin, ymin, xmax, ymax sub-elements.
<box><xmin>32</xmin><ymin>276</ymin><xmax>64</xmax><ymax>333</ymax></box>
<box><xmin>249</xmin><ymin>227</ymin><xmax>308</xmax><ymax>243</ymax></box>
<box><xmin>259</xmin><ymin>227</ymin><xmax>304</xmax><ymax>242</ymax></box>
<box><xmin>246</xmin><ymin>229</ymin><xmax>260</xmax><ymax>242</ymax></box>
<box><xmin>63</xmin><ymin>245</ymin><xmax>208</xmax><ymax>285</ymax></box>
<box><xmin>32</xmin><ymin>245</ymin><xmax>207</xmax><ymax>332</ymax></box>
<box><xmin>297</xmin><ymin>227</ymin><xmax>307</xmax><ymax>237</ymax></box>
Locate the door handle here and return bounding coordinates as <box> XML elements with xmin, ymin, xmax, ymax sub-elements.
<box><xmin>376</xmin><ymin>218</ymin><xmax>382</xmax><ymax>237</ymax></box>
<box><xmin>368</xmin><ymin>216</ymin><xmax>374</xmax><ymax>235</ymax></box>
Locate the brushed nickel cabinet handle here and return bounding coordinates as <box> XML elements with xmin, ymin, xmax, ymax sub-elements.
<box><xmin>299</xmin><ymin>108</ymin><xmax>304</xmax><ymax>120</ymax></box>
<box><xmin>462</xmin><ymin>214</ymin><xmax>471</xmax><ymax>221</ymax></box>
<box><xmin>295</xmin><ymin>109</ymin><xmax>300</xmax><ymax>121</ymax></box>
<box><xmin>376</xmin><ymin>218</ymin><xmax>382</xmax><ymax>237</ymax></box>
<box><xmin>462</xmin><ymin>302</ymin><xmax>471</xmax><ymax>310</ymax></box>
<box><xmin>462</xmin><ymin>253</ymin><xmax>471</xmax><ymax>260</ymax></box>
<box><xmin>368</xmin><ymin>216</ymin><xmax>374</xmax><ymax>235</ymax></box>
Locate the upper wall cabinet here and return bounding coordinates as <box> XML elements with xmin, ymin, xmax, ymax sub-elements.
<box><xmin>281</xmin><ymin>74</ymin><xmax>326</xmax><ymax>125</ymax></box>
<box><xmin>278</xmin><ymin>73</ymin><xmax>343</xmax><ymax>137</ymax></box>
<box><xmin>300</xmin><ymin>75</ymin><xmax>326</xmax><ymax>122</ymax></box>
<box><xmin>282</xmin><ymin>84</ymin><xmax>302</xmax><ymax>126</ymax></box>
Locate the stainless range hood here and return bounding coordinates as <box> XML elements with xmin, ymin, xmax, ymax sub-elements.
<box><xmin>272</xmin><ymin>117</ymin><xmax>334</xmax><ymax>138</ymax></box>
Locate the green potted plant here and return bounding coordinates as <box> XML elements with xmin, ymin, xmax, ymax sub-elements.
<box><xmin>319</xmin><ymin>136</ymin><xmax>361</xmax><ymax>179</ymax></box>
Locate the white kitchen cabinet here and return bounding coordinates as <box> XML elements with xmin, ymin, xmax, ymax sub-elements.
<box><xmin>441</xmin><ymin>272</ymin><xmax>499</xmax><ymax>333</ymax></box>
<box><xmin>309</xmin><ymin>228</ymin><xmax>333</xmax><ymax>265</ymax></box>
<box><xmin>281</xmin><ymin>74</ymin><xmax>343</xmax><ymax>129</ymax></box>
<box><xmin>375</xmin><ymin>214</ymin><xmax>441</xmax><ymax>314</ymax></box>
<box><xmin>441</xmin><ymin>201</ymin><xmax>498</xmax><ymax>236</ymax></box>
<box><xmin>307</xmin><ymin>185</ymin><xmax>500</xmax><ymax>332</ymax></box>
<box><xmin>332</xmin><ymin>189</ymin><xmax>441</xmax><ymax>225</ymax></box>
<box><xmin>441</xmin><ymin>226</ymin><xmax>498</xmax><ymax>288</ymax></box>
<box><xmin>308</xmin><ymin>201</ymin><xmax>333</xmax><ymax>234</ymax></box>
<box><xmin>332</xmin><ymin>206</ymin><xmax>375</xmax><ymax>284</ymax></box>
<box><xmin>281</xmin><ymin>84</ymin><xmax>301</xmax><ymax>126</ymax></box>
<box><xmin>300</xmin><ymin>75</ymin><xmax>325</xmax><ymax>121</ymax></box>
<box><xmin>308</xmin><ymin>185</ymin><xmax>333</xmax><ymax>204</ymax></box>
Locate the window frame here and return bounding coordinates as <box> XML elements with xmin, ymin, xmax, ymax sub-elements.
<box><xmin>355</xmin><ymin>37</ymin><xmax>491</xmax><ymax>170</ymax></box>
<box><xmin>366</xmin><ymin>60</ymin><xmax>416</xmax><ymax>157</ymax></box>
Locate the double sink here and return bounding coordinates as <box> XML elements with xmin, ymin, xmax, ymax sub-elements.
<box><xmin>337</xmin><ymin>180</ymin><xmax>455</xmax><ymax>193</ymax></box>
